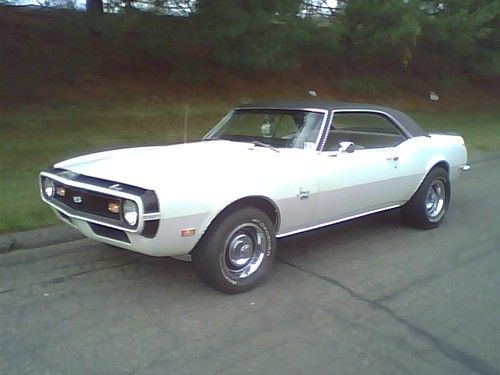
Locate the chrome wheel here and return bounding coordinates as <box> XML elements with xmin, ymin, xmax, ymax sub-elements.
<box><xmin>425</xmin><ymin>179</ymin><xmax>446</xmax><ymax>221</ymax></box>
<box><xmin>221</xmin><ymin>222</ymin><xmax>269</xmax><ymax>280</ymax></box>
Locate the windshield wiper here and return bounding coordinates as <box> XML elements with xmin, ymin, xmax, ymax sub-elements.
<box><xmin>252</xmin><ymin>140</ymin><xmax>279</xmax><ymax>153</ymax></box>
<box><xmin>202</xmin><ymin>137</ymin><xmax>221</xmax><ymax>141</ymax></box>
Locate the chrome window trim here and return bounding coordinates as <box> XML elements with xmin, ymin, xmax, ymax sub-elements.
<box><xmin>39</xmin><ymin>171</ymin><xmax>157</xmax><ymax>233</ymax></box>
<box><xmin>318</xmin><ymin>110</ymin><xmax>334</xmax><ymax>152</ymax></box>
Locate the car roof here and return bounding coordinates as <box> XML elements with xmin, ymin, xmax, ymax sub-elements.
<box><xmin>236</xmin><ymin>100</ymin><xmax>428</xmax><ymax>138</ymax></box>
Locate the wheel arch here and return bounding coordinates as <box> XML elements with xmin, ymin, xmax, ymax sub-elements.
<box><xmin>428</xmin><ymin>161</ymin><xmax>451</xmax><ymax>196</ymax></box>
<box><xmin>214</xmin><ymin>196</ymin><xmax>281</xmax><ymax>231</ymax></box>
<box><xmin>401</xmin><ymin>159</ymin><xmax>451</xmax><ymax>229</ymax></box>
<box><xmin>429</xmin><ymin>160</ymin><xmax>450</xmax><ymax>174</ymax></box>
<box><xmin>190</xmin><ymin>195</ymin><xmax>281</xmax><ymax>254</ymax></box>
<box><xmin>407</xmin><ymin>159</ymin><xmax>451</xmax><ymax>203</ymax></box>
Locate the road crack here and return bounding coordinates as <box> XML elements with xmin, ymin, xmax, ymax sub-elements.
<box><xmin>276</xmin><ymin>258</ymin><xmax>499</xmax><ymax>375</ymax></box>
<box><xmin>40</xmin><ymin>258</ymin><xmax>143</xmax><ymax>287</ymax></box>
<box><xmin>374</xmin><ymin>247</ymin><xmax>497</xmax><ymax>304</ymax></box>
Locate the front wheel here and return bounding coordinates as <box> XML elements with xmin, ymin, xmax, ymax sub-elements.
<box><xmin>192</xmin><ymin>207</ymin><xmax>276</xmax><ymax>294</ymax></box>
<box><xmin>401</xmin><ymin>166</ymin><xmax>450</xmax><ymax>229</ymax></box>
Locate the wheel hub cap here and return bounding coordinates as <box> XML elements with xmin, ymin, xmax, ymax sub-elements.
<box><xmin>425</xmin><ymin>180</ymin><xmax>446</xmax><ymax>220</ymax></box>
<box><xmin>228</xmin><ymin>234</ymin><xmax>254</xmax><ymax>267</ymax></box>
<box><xmin>221</xmin><ymin>222</ymin><xmax>268</xmax><ymax>280</ymax></box>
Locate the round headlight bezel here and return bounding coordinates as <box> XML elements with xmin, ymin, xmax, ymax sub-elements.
<box><xmin>122</xmin><ymin>199</ymin><xmax>139</xmax><ymax>227</ymax></box>
<box><xmin>43</xmin><ymin>178</ymin><xmax>55</xmax><ymax>198</ymax></box>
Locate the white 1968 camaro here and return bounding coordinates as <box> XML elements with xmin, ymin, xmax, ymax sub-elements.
<box><xmin>40</xmin><ymin>101</ymin><xmax>469</xmax><ymax>293</ymax></box>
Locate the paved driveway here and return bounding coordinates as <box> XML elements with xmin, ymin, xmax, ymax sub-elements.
<box><xmin>1</xmin><ymin>159</ymin><xmax>499</xmax><ymax>374</ymax></box>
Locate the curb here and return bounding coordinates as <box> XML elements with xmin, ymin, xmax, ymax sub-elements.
<box><xmin>0</xmin><ymin>225</ymin><xmax>84</xmax><ymax>254</ymax></box>
<box><xmin>1</xmin><ymin>152</ymin><xmax>499</xmax><ymax>254</ymax></box>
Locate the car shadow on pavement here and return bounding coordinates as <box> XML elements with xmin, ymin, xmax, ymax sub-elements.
<box><xmin>276</xmin><ymin>208</ymin><xmax>407</xmax><ymax>262</ymax></box>
<box><xmin>1</xmin><ymin>208</ymin><xmax>409</xmax><ymax>298</ymax></box>
<box><xmin>86</xmin><ymin>208</ymin><xmax>408</xmax><ymax>294</ymax></box>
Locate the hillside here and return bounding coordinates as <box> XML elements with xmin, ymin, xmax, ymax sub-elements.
<box><xmin>0</xmin><ymin>5</ymin><xmax>499</xmax><ymax>110</ymax></box>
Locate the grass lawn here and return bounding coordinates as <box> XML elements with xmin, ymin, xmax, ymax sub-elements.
<box><xmin>1</xmin><ymin>101</ymin><xmax>499</xmax><ymax>233</ymax></box>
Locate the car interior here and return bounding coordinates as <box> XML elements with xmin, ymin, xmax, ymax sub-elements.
<box><xmin>323</xmin><ymin>129</ymin><xmax>405</xmax><ymax>151</ymax></box>
<box><xmin>323</xmin><ymin>112</ymin><xmax>406</xmax><ymax>151</ymax></box>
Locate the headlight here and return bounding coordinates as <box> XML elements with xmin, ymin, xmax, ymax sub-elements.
<box><xmin>42</xmin><ymin>178</ymin><xmax>55</xmax><ymax>198</ymax></box>
<box><xmin>122</xmin><ymin>199</ymin><xmax>138</xmax><ymax>226</ymax></box>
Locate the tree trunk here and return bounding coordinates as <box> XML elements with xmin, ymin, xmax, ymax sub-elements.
<box><xmin>86</xmin><ymin>0</ymin><xmax>103</xmax><ymax>13</ymax></box>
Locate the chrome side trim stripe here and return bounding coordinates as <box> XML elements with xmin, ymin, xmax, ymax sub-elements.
<box><xmin>276</xmin><ymin>204</ymin><xmax>401</xmax><ymax>238</ymax></box>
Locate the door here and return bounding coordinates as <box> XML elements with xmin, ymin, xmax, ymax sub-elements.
<box><xmin>275</xmin><ymin>153</ymin><xmax>319</xmax><ymax>235</ymax></box>
<box><xmin>314</xmin><ymin>111</ymin><xmax>409</xmax><ymax>224</ymax></box>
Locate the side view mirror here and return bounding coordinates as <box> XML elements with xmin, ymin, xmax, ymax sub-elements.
<box><xmin>338</xmin><ymin>141</ymin><xmax>355</xmax><ymax>154</ymax></box>
<box><xmin>261</xmin><ymin>123</ymin><xmax>273</xmax><ymax>138</ymax></box>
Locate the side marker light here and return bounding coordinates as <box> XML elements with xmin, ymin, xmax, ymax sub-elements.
<box><xmin>181</xmin><ymin>228</ymin><xmax>196</xmax><ymax>237</ymax></box>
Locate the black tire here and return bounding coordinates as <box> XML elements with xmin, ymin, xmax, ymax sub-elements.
<box><xmin>191</xmin><ymin>207</ymin><xmax>276</xmax><ymax>294</ymax></box>
<box><xmin>401</xmin><ymin>166</ymin><xmax>450</xmax><ymax>230</ymax></box>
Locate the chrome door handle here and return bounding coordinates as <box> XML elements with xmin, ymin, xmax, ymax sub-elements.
<box><xmin>386</xmin><ymin>156</ymin><xmax>399</xmax><ymax>161</ymax></box>
<box><xmin>297</xmin><ymin>189</ymin><xmax>310</xmax><ymax>200</ymax></box>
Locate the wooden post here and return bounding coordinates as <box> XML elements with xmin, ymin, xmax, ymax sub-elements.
<box><xmin>183</xmin><ymin>104</ymin><xmax>189</xmax><ymax>143</ymax></box>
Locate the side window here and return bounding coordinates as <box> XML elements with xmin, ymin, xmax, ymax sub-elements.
<box><xmin>323</xmin><ymin>113</ymin><xmax>405</xmax><ymax>151</ymax></box>
<box><xmin>334</xmin><ymin>113</ymin><xmax>401</xmax><ymax>134</ymax></box>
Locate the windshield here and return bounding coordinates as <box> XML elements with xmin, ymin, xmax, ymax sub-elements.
<box><xmin>204</xmin><ymin>109</ymin><xmax>325</xmax><ymax>149</ymax></box>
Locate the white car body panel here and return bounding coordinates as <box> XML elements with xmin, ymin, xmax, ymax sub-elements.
<box><xmin>40</xmin><ymin>104</ymin><xmax>468</xmax><ymax>258</ymax></box>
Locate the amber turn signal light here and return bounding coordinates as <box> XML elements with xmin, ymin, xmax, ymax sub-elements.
<box><xmin>56</xmin><ymin>187</ymin><xmax>66</xmax><ymax>196</ymax></box>
<box><xmin>107</xmin><ymin>202</ymin><xmax>120</xmax><ymax>214</ymax></box>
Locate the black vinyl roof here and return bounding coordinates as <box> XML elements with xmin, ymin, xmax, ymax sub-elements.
<box><xmin>236</xmin><ymin>100</ymin><xmax>428</xmax><ymax>138</ymax></box>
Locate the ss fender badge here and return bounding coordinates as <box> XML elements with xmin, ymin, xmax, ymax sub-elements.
<box><xmin>73</xmin><ymin>196</ymin><xmax>83</xmax><ymax>204</ymax></box>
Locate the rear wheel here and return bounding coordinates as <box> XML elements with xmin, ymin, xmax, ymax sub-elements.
<box><xmin>401</xmin><ymin>166</ymin><xmax>450</xmax><ymax>229</ymax></box>
<box><xmin>192</xmin><ymin>207</ymin><xmax>276</xmax><ymax>294</ymax></box>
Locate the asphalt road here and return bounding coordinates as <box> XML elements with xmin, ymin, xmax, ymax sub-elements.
<box><xmin>1</xmin><ymin>158</ymin><xmax>499</xmax><ymax>375</ymax></box>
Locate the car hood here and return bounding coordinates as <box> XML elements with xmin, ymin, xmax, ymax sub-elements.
<box><xmin>54</xmin><ymin>140</ymin><xmax>303</xmax><ymax>190</ymax></box>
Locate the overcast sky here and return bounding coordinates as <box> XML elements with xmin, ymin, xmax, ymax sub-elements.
<box><xmin>10</xmin><ymin>0</ymin><xmax>338</xmax><ymax>14</ymax></box>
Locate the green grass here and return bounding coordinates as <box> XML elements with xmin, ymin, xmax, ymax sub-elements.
<box><xmin>0</xmin><ymin>101</ymin><xmax>232</xmax><ymax>233</ymax></box>
<box><xmin>338</xmin><ymin>76</ymin><xmax>393</xmax><ymax>96</ymax></box>
<box><xmin>412</xmin><ymin>112</ymin><xmax>500</xmax><ymax>153</ymax></box>
<box><xmin>1</xmin><ymin>102</ymin><xmax>499</xmax><ymax>233</ymax></box>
